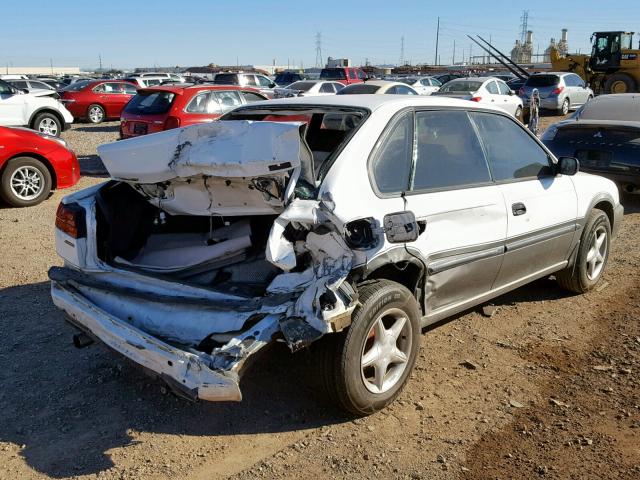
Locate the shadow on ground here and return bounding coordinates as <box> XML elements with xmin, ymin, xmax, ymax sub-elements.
<box><xmin>0</xmin><ymin>281</ymin><xmax>349</xmax><ymax>478</ymax></box>
<box><xmin>72</xmin><ymin>125</ymin><xmax>120</xmax><ymax>134</ymax></box>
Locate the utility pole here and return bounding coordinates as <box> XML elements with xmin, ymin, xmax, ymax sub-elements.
<box><xmin>399</xmin><ymin>36</ymin><xmax>405</xmax><ymax>66</ymax></box>
<box><xmin>452</xmin><ymin>40</ymin><xmax>456</xmax><ymax>65</ymax></box>
<box><xmin>98</xmin><ymin>53</ymin><xmax>102</xmax><ymax>71</ymax></box>
<box><xmin>50</xmin><ymin>58</ymin><xmax>53</xmax><ymax>75</ymax></box>
<box><xmin>434</xmin><ymin>17</ymin><xmax>440</xmax><ymax>65</ymax></box>
<box><xmin>469</xmin><ymin>43</ymin><xmax>473</xmax><ymax>65</ymax></box>
<box><xmin>315</xmin><ymin>32</ymin><xmax>323</xmax><ymax>68</ymax></box>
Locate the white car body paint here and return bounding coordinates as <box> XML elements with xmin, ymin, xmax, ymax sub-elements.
<box><xmin>51</xmin><ymin>95</ymin><xmax>622</xmax><ymax>402</ymax></box>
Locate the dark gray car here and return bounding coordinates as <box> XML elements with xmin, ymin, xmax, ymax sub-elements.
<box><xmin>520</xmin><ymin>72</ymin><xmax>594</xmax><ymax>115</ymax></box>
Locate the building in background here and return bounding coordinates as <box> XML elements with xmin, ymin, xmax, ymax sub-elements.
<box><xmin>326</xmin><ymin>57</ymin><xmax>351</xmax><ymax>68</ymax></box>
<box><xmin>511</xmin><ymin>31</ymin><xmax>533</xmax><ymax>63</ymax></box>
<box><xmin>2</xmin><ymin>66</ymin><xmax>81</xmax><ymax>76</ymax></box>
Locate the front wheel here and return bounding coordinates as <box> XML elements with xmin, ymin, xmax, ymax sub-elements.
<box><xmin>0</xmin><ymin>157</ymin><xmax>52</xmax><ymax>207</ymax></box>
<box><xmin>33</xmin><ymin>112</ymin><xmax>62</xmax><ymax>137</ymax></box>
<box><xmin>515</xmin><ymin>106</ymin><xmax>523</xmax><ymax>122</ymax></box>
<box><xmin>316</xmin><ymin>280</ymin><xmax>421</xmax><ymax>416</ymax></box>
<box><xmin>556</xmin><ymin>209</ymin><xmax>611</xmax><ymax>293</ymax></box>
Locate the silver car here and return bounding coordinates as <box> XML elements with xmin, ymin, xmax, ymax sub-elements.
<box><xmin>520</xmin><ymin>72</ymin><xmax>594</xmax><ymax>115</ymax></box>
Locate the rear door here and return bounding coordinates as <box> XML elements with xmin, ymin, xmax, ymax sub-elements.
<box><xmin>484</xmin><ymin>80</ymin><xmax>503</xmax><ymax>106</ymax></box>
<box><xmin>181</xmin><ymin>90</ymin><xmax>220</xmax><ymax>127</ymax></box>
<box><xmin>390</xmin><ymin>109</ymin><xmax>508</xmax><ymax>319</ymax></box>
<box><xmin>496</xmin><ymin>80</ymin><xmax>519</xmax><ymax>116</ymax></box>
<box><xmin>470</xmin><ymin>111</ymin><xmax>578</xmax><ymax>288</ymax></box>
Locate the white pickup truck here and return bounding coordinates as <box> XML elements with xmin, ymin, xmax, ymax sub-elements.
<box><xmin>50</xmin><ymin>95</ymin><xmax>623</xmax><ymax>415</ymax></box>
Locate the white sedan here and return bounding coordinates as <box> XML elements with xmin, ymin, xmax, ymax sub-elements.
<box><xmin>337</xmin><ymin>80</ymin><xmax>419</xmax><ymax>95</ymax></box>
<box><xmin>273</xmin><ymin>80</ymin><xmax>344</xmax><ymax>98</ymax></box>
<box><xmin>434</xmin><ymin>77</ymin><xmax>523</xmax><ymax>119</ymax></box>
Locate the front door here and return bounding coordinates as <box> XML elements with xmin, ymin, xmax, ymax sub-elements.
<box><xmin>470</xmin><ymin>111</ymin><xmax>578</xmax><ymax>289</ymax></box>
<box><xmin>0</xmin><ymin>83</ymin><xmax>27</xmax><ymax>126</ymax></box>
<box><xmin>400</xmin><ymin>109</ymin><xmax>508</xmax><ymax>318</ymax></box>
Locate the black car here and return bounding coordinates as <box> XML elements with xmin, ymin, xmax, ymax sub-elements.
<box><xmin>432</xmin><ymin>73</ymin><xmax>464</xmax><ymax>85</ymax></box>
<box><xmin>273</xmin><ymin>71</ymin><xmax>306</xmax><ymax>86</ymax></box>
<box><xmin>541</xmin><ymin>94</ymin><xmax>640</xmax><ymax>190</ymax></box>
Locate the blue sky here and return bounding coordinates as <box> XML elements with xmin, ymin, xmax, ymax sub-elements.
<box><xmin>2</xmin><ymin>0</ymin><xmax>640</xmax><ymax>69</ymax></box>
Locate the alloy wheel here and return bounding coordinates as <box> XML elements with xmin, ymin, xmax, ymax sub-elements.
<box><xmin>360</xmin><ymin>308</ymin><xmax>413</xmax><ymax>394</ymax></box>
<box><xmin>38</xmin><ymin>118</ymin><xmax>58</xmax><ymax>136</ymax></box>
<box><xmin>89</xmin><ymin>106</ymin><xmax>104</xmax><ymax>123</ymax></box>
<box><xmin>586</xmin><ymin>226</ymin><xmax>608</xmax><ymax>280</ymax></box>
<box><xmin>9</xmin><ymin>166</ymin><xmax>45</xmax><ymax>201</ymax></box>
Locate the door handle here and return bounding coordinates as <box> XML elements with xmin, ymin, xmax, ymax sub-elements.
<box><xmin>512</xmin><ymin>202</ymin><xmax>527</xmax><ymax>216</ymax></box>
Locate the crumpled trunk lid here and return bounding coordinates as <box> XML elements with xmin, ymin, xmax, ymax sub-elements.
<box><xmin>97</xmin><ymin>120</ymin><xmax>314</xmax><ymax>216</ymax></box>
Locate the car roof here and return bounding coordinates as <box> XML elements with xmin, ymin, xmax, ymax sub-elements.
<box><xmin>238</xmin><ymin>94</ymin><xmax>505</xmax><ymax>112</ymax></box>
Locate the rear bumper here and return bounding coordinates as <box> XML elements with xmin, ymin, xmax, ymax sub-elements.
<box><xmin>51</xmin><ymin>279</ymin><xmax>243</xmax><ymax>402</ymax></box>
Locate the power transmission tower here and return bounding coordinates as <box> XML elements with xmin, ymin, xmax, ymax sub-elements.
<box><xmin>519</xmin><ymin>10</ymin><xmax>529</xmax><ymax>43</ymax></box>
<box><xmin>399</xmin><ymin>36</ymin><xmax>405</xmax><ymax>66</ymax></box>
<box><xmin>315</xmin><ymin>32</ymin><xmax>323</xmax><ymax>68</ymax></box>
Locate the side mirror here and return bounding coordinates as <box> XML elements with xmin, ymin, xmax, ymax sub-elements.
<box><xmin>508</xmin><ymin>90</ymin><xmax>513</xmax><ymax>95</ymax></box>
<box><xmin>557</xmin><ymin>156</ymin><xmax>579</xmax><ymax>176</ymax></box>
<box><xmin>20</xmin><ymin>88</ymin><xmax>29</xmax><ymax>94</ymax></box>
<box><xmin>269</xmin><ymin>82</ymin><xmax>276</xmax><ymax>88</ymax></box>
<box><xmin>384</xmin><ymin>211</ymin><xmax>420</xmax><ymax>243</ymax></box>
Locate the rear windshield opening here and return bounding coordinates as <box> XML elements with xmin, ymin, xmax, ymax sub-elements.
<box><xmin>124</xmin><ymin>91</ymin><xmax>176</xmax><ymax>115</ymax></box>
<box><xmin>440</xmin><ymin>81</ymin><xmax>482</xmax><ymax>93</ymax></box>
<box><xmin>320</xmin><ymin>69</ymin><xmax>347</xmax><ymax>80</ymax></box>
<box><xmin>525</xmin><ymin>75</ymin><xmax>560</xmax><ymax>87</ymax></box>
<box><xmin>221</xmin><ymin>107</ymin><xmax>367</xmax><ymax>180</ymax></box>
<box><xmin>339</xmin><ymin>84</ymin><xmax>380</xmax><ymax>94</ymax></box>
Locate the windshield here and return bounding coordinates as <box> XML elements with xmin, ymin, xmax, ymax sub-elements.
<box><xmin>124</xmin><ymin>91</ymin><xmax>176</xmax><ymax>115</ymax></box>
<box><xmin>440</xmin><ymin>81</ymin><xmax>482</xmax><ymax>93</ymax></box>
<box><xmin>286</xmin><ymin>81</ymin><xmax>316</xmax><ymax>91</ymax></box>
<box><xmin>525</xmin><ymin>75</ymin><xmax>560</xmax><ymax>87</ymax></box>
<box><xmin>320</xmin><ymin>69</ymin><xmax>346</xmax><ymax>80</ymax></box>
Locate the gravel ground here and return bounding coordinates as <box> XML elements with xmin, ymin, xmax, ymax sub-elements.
<box><xmin>0</xmin><ymin>116</ymin><xmax>638</xmax><ymax>480</ymax></box>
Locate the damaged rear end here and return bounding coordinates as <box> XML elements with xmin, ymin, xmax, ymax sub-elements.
<box><xmin>50</xmin><ymin>117</ymin><xmax>364</xmax><ymax>401</ymax></box>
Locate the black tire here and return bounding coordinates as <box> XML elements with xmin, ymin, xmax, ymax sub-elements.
<box><xmin>0</xmin><ymin>157</ymin><xmax>52</xmax><ymax>207</ymax></box>
<box><xmin>32</xmin><ymin>112</ymin><xmax>62</xmax><ymax>137</ymax></box>
<box><xmin>87</xmin><ymin>104</ymin><xmax>105</xmax><ymax>124</ymax></box>
<box><xmin>556</xmin><ymin>209</ymin><xmax>611</xmax><ymax>293</ymax></box>
<box><xmin>559</xmin><ymin>98</ymin><xmax>570</xmax><ymax>116</ymax></box>
<box><xmin>315</xmin><ymin>279</ymin><xmax>421</xmax><ymax>416</ymax></box>
<box><xmin>604</xmin><ymin>73</ymin><xmax>637</xmax><ymax>94</ymax></box>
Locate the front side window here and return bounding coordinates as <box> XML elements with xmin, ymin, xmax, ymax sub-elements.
<box><xmin>357</xmin><ymin>69</ymin><xmax>367</xmax><ymax>80</ymax></box>
<box><xmin>471</xmin><ymin>112</ymin><xmax>551</xmax><ymax>180</ymax></box>
<box><xmin>497</xmin><ymin>81</ymin><xmax>511</xmax><ymax>95</ymax></box>
<box><xmin>0</xmin><ymin>80</ymin><xmax>13</xmax><ymax>94</ymax></box>
<box><xmin>319</xmin><ymin>83</ymin><xmax>335</xmax><ymax>93</ymax></box>
<box><xmin>395</xmin><ymin>85</ymin><xmax>418</xmax><ymax>95</ymax></box>
<box><xmin>256</xmin><ymin>75</ymin><xmax>272</xmax><ymax>87</ymax></box>
<box><xmin>370</xmin><ymin>112</ymin><xmax>413</xmax><ymax>194</ymax></box>
<box><xmin>243</xmin><ymin>75</ymin><xmax>257</xmax><ymax>86</ymax></box>
<box><xmin>413</xmin><ymin>111</ymin><xmax>491</xmax><ymax>190</ymax></box>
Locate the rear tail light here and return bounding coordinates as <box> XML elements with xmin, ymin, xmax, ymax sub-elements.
<box><xmin>552</xmin><ymin>86</ymin><xmax>564</xmax><ymax>95</ymax></box>
<box><xmin>164</xmin><ymin>116</ymin><xmax>181</xmax><ymax>130</ymax></box>
<box><xmin>470</xmin><ymin>96</ymin><xmax>482</xmax><ymax>102</ymax></box>
<box><xmin>55</xmin><ymin>202</ymin><xmax>86</xmax><ymax>239</ymax></box>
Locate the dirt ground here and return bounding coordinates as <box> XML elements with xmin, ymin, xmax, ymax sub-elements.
<box><xmin>0</xmin><ymin>115</ymin><xmax>638</xmax><ymax>480</ymax></box>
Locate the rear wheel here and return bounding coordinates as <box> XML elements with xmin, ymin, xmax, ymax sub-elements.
<box><xmin>559</xmin><ymin>98</ymin><xmax>570</xmax><ymax>115</ymax></box>
<box><xmin>87</xmin><ymin>104</ymin><xmax>105</xmax><ymax>124</ymax></box>
<box><xmin>604</xmin><ymin>73</ymin><xmax>637</xmax><ymax>94</ymax></box>
<box><xmin>556</xmin><ymin>209</ymin><xmax>611</xmax><ymax>293</ymax></box>
<box><xmin>316</xmin><ymin>280</ymin><xmax>421</xmax><ymax>416</ymax></box>
<box><xmin>0</xmin><ymin>157</ymin><xmax>52</xmax><ymax>207</ymax></box>
<box><xmin>515</xmin><ymin>106</ymin><xmax>523</xmax><ymax>122</ymax></box>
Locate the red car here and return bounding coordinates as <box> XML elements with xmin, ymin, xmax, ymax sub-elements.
<box><xmin>61</xmin><ymin>80</ymin><xmax>137</xmax><ymax>124</ymax></box>
<box><xmin>0</xmin><ymin>127</ymin><xmax>80</xmax><ymax>207</ymax></box>
<box><xmin>319</xmin><ymin>67</ymin><xmax>368</xmax><ymax>85</ymax></box>
<box><xmin>120</xmin><ymin>85</ymin><xmax>267</xmax><ymax>139</ymax></box>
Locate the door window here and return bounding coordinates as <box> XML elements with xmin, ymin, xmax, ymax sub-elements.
<box><xmin>497</xmin><ymin>81</ymin><xmax>511</xmax><ymax>95</ymax></box>
<box><xmin>357</xmin><ymin>69</ymin><xmax>367</xmax><ymax>80</ymax></box>
<box><xmin>486</xmin><ymin>81</ymin><xmax>499</xmax><ymax>94</ymax></box>
<box><xmin>471</xmin><ymin>112</ymin><xmax>552</xmax><ymax>180</ymax></box>
<box><xmin>370</xmin><ymin>112</ymin><xmax>413</xmax><ymax>194</ymax></box>
<box><xmin>242</xmin><ymin>75</ymin><xmax>257</xmax><ymax>86</ymax></box>
<box><xmin>385</xmin><ymin>86</ymin><xmax>398</xmax><ymax>94</ymax></box>
<box><xmin>213</xmin><ymin>90</ymin><xmax>242</xmax><ymax>112</ymax></box>
<box><xmin>185</xmin><ymin>92</ymin><xmax>210</xmax><ymax>113</ymax></box>
<box><xmin>412</xmin><ymin>111</ymin><xmax>491</xmax><ymax>190</ymax></box>
<box><xmin>0</xmin><ymin>81</ymin><xmax>13</xmax><ymax>94</ymax></box>
<box><xmin>241</xmin><ymin>91</ymin><xmax>265</xmax><ymax>103</ymax></box>
<box><xmin>123</xmin><ymin>83</ymin><xmax>137</xmax><ymax>94</ymax></box>
<box><xmin>395</xmin><ymin>85</ymin><xmax>418</xmax><ymax>95</ymax></box>
<box><xmin>256</xmin><ymin>75</ymin><xmax>273</xmax><ymax>87</ymax></box>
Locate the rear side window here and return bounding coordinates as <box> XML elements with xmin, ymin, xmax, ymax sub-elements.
<box><xmin>471</xmin><ymin>112</ymin><xmax>551</xmax><ymax>180</ymax></box>
<box><xmin>241</xmin><ymin>91</ymin><xmax>265</xmax><ymax>103</ymax></box>
<box><xmin>370</xmin><ymin>112</ymin><xmax>413</xmax><ymax>193</ymax></box>
<box><xmin>319</xmin><ymin>83</ymin><xmax>335</xmax><ymax>93</ymax></box>
<box><xmin>214</xmin><ymin>90</ymin><xmax>242</xmax><ymax>112</ymax></box>
<box><xmin>413</xmin><ymin>111</ymin><xmax>491</xmax><ymax>190</ymax></box>
<box><xmin>486</xmin><ymin>81</ymin><xmax>499</xmax><ymax>94</ymax></box>
<box><xmin>123</xmin><ymin>83</ymin><xmax>137</xmax><ymax>95</ymax></box>
<box><xmin>124</xmin><ymin>91</ymin><xmax>176</xmax><ymax>115</ymax></box>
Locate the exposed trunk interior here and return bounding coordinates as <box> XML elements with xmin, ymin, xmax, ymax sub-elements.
<box><xmin>95</xmin><ymin>181</ymin><xmax>283</xmax><ymax>297</ymax></box>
